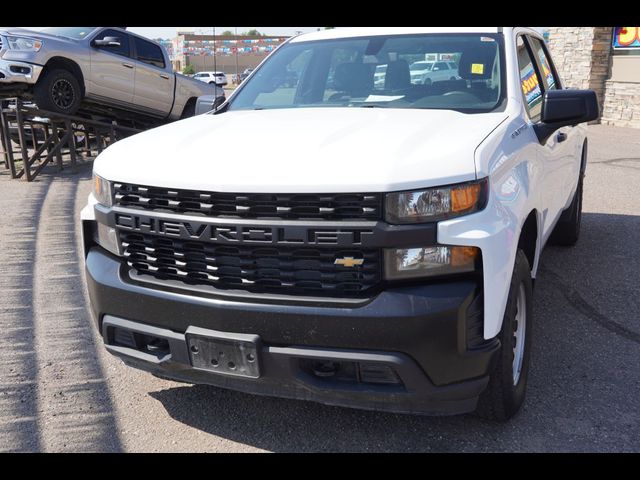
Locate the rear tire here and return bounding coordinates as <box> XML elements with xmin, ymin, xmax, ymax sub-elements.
<box><xmin>550</xmin><ymin>151</ymin><xmax>585</xmax><ymax>247</ymax></box>
<box><xmin>180</xmin><ymin>101</ymin><xmax>196</xmax><ymax>119</ymax></box>
<box><xmin>33</xmin><ymin>68</ymin><xmax>82</xmax><ymax>115</ymax></box>
<box><xmin>475</xmin><ymin>249</ymin><xmax>533</xmax><ymax>421</ymax></box>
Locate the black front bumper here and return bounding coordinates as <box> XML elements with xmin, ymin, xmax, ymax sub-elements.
<box><xmin>86</xmin><ymin>247</ymin><xmax>500</xmax><ymax>415</ymax></box>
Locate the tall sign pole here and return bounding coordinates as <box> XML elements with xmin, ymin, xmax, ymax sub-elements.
<box><xmin>213</xmin><ymin>27</ymin><xmax>217</xmax><ymax>75</ymax></box>
<box><xmin>235</xmin><ymin>27</ymin><xmax>239</xmax><ymax>84</ymax></box>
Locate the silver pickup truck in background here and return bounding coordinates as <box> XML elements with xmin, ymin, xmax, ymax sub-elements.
<box><xmin>0</xmin><ymin>27</ymin><xmax>224</xmax><ymax>119</ymax></box>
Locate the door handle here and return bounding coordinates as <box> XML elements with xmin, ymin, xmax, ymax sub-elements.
<box><xmin>122</xmin><ymin>63</ymin><xmax>134</xmax><ymax>69</ymax></box>
<box><xmin>159</xmin><ymin>74</ymin><xmax>170</xmax><ymax>80</ymax></box>
<box><xmin>556</xmin><ymin>132</ymin><xmax>567</xmax><ymax>143</ymax></box>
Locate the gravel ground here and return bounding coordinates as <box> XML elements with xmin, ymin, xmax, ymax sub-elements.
<box><xmin>0</xmin><ymin>124</ymin><xmax>638</xmax><ymax>452</ymax></box>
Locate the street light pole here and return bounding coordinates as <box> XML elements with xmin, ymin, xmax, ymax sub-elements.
<box><xmin>213</xmin><ymin>27</ymin><xmax>217</xmax><ymax>76</ymax></box>
<box><xmin>235</xmin><ymin>26</ymin><xmax>239</xmax><ymax>84</ymax></box>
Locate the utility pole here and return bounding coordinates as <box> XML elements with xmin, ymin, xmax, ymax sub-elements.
<box><xmin>235</xmin><ymin>26</ymin><xmax>239</xmax><ymax>84</ymax></box>
<box><xmin>213</xmin><ymin>27</ymin><xmax>217</xmax><ymax>75</ymax></box>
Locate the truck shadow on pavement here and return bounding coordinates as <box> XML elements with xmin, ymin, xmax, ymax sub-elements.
<box><xmin>0</xmin><ymin>169</ymin><xmax>49</xmax><ymax>452</ymax></box>
<box><xmin>0</xmin><ymin>166</ymin><xmax>123</xmax><ymax>452</ymax></box>
<box><xmin>150</xmin><ymin>211</ymin><xmax>640</xmax><ymax>452</ymax></box>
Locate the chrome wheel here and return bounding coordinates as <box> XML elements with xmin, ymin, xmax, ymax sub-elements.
<box><xmin>51</xmin><ymin>78</ymin><xmax>75</xmax><ymax>110</ymax></box>
<box><xmin>512</xmin><ymin>283</ymin><xmax>527</xmax><ymax>385</ymax></box>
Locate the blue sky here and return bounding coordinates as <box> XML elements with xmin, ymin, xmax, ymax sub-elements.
<box><xmin>23</xmin><ymin>27</ymin><xmax>322</xmax><ymax>39</ymax></box>
<box><xmin>25</xmin><ymin>27</ymin><xmax>545</xmax><ymax>40</ymax></box>
<box><xmin>129</xmin><ymin>27</ymin><xmax>322</xmax><ymax>39</ymax></box>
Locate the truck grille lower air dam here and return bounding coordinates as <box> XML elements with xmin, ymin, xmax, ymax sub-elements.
<box><xmin>113</xmin><ymin>183</ymin><xmax>383</xmax><ymax>221</ymax></box>
<box><xmin>121</xmin><ymin>232</ymin><xmax>382</xmax><ymax>297</ymax></box>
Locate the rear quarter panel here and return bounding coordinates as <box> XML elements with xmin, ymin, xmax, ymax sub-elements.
<box><xmin>170</xmin><ymin>74</ymin><xmax>220</xmax><ymax>119</ymax></box>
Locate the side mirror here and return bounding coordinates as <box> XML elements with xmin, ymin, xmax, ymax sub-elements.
<box><xmin>534</xmin><ymin>89</ymin><xmax>600</xmax><ymax>143</ymax></box>
<box><xmin>93</xmin><ymin>36</ymin><xmax>121</xmax><ymax>47</ymax></box>
<box><xmin>195</xmin><ymin>94</ymin><xmax>227</xmax><ymax>115</ymax></box>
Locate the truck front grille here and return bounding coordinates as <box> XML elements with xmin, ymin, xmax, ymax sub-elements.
<box><xmin>121</xmin><ymin>232</ymin><xmax>382</xmax><ymax>297</ymax></box>
<box><xmin>114</xmin><ymin>183</ymin><xmax>382</xmax><ymax>221</ymax></box>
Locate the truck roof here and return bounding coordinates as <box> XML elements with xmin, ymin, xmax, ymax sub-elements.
<box><xmin>290</xmin><ymin>27</ymin><xmax>505</xmax><ymax>43</ymax></box>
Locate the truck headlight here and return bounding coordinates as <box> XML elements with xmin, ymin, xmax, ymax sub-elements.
<box><xmin>385</xmin><ymin>178</ymin><xmax>487</xmax><ymax>224</ymax></box>
<box><xmin>7</xmin><ymin>36</ymin><xmax>43</xmax><ymax>52</ymax></box>
<box><xmin>93</xmin><ymin>173</ymin><xmax>113</xmax><ymax>207</ymax></box>
<box><xmin>384</xmin><ymin>246</ymin><xmax>479</xmax><ymax>280</ymax></box>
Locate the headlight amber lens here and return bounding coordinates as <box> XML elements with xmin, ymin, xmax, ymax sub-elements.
<box><xmin>384</xmin><ymin>246</ymin><xmax>479</xmax><ymax>280</ymax></box>
<box><xmin>7</xmin><ymin>36</ymin><xmax>43</xmax><ymax>51</ymax></box>
<box><xmin>385</xmin><ymin>179</ymin><xmax>486</xmax><ymax>224</ymax></box>
<box><xmin>93</xmin><ymin>173</ymin><xmax>113</xmax><ymax>207</ymax></box>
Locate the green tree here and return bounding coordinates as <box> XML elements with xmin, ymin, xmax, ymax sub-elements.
<box><xmin>221</xmin><ymin>30</ymin><xmax>233</xmax><ymax>36</ymax></box>
<box><xmin>243</xmin><ymin>29</ymin><xmax>262</xmax><ymax>37</ymax></box>
<box><xmin>182</xmin><ymin>64</ymin><xmax>195</xmax><ymax>75</ymax></box>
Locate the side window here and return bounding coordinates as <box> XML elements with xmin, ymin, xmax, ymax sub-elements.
<box><xmin>134</xmin><ymin>37</ymin><xmax>165</xmax><ymax>69</ymax></box>
<box><xmin>434</xmin><ymin>62</ymin><xmax>448</xmax><ymax>71</ymax></box>
<box><xmin>94</xmin><ymin>29</ymin><xmax>130</xmax><ymax>58</ymax></box>
<box><xmin>528</xmin><ymin>37</ymin><xmax>560</xmax><ymax>90</ymax></box>
<box><xmin>516</xmin><ymin>35</ymin><xmax>543</xmax><ymax>122</ymax></box>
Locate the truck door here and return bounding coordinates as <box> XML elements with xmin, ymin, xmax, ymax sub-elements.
<box><xmin>131</xmin><ymin>36</ymin><xmax>174</xmax><ymax>116</ymax></box>
<box><xmin>516</xmin><ymin>34</ymin><xmax>567</xmax><ymax>240</ymax></box>
<box><xmin>88</xmin><ymin>28</ymin><xmax>135</xmax><ymax>105</ymax></box>
<box><xmin>527</xmin><ymin>36</ymin><xmax>581</xmax><ymax>200</ymax></box>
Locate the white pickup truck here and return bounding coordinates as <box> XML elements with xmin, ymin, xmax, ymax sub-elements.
<box><xmin>82</xmin><ymin>27</ymin><xmax>599</xmax><ymax>420</ymax></box>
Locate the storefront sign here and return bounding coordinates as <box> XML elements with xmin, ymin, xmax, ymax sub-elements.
<box><xmin>612</xmin><ymin>27</ymin><xmax>640</xmax><ymax>49</ymax></box>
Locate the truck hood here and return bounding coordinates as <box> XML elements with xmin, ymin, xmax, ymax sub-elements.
<box><xmin>95</xmin><ymin>108</ymin><xmax>508</xmax><ymax>193</ymax></box>
<box><xmin>0</xmin><ymin>28</ymin><xmax>78</xmax><ymax>43</ymax></box>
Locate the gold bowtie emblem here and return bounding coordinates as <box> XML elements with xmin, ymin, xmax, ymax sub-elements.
<box><xmin>334</xmin><ymin>257</ymin><xmax>364</xmax><ymax>268</ymax></box>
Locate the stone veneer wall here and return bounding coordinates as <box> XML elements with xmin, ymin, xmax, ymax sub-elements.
<box><xmin>548</xmin><ymin>27</ymin><xmax>640</xmax><ymax>129</ymax></box>
<box><xmin>601</xmin><ymin>80</ymin><xmax>640</xmax><ymax>128</ymax></box>
<box><xmin>546</xmin><ymin>27</ymin><xmax>613</xmax><ymax>123</ymax></box>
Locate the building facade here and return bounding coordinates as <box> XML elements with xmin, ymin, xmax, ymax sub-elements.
<box><xmin>170</xmin><ymin>32</ymin><xmax>289</xmax><ymax>76</ymax></box>
<box><xmin>547</xmin><ymin>27</ymin><xmax>640</xmax><ymax>128</ymax></box>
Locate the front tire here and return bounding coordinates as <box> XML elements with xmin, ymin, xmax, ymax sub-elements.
<box><xmin>475</xmin><ymin>249</ymin><xmax>533</xmax><ymax>421</ymax></box>
<box><xmin>33</xmin><ymin>68</ymin><xmax>82</xmax><ymax>115</ymax></box>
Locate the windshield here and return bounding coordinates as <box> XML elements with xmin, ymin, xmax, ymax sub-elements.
<box><xmin>229</xmin><ymin>33</ymin><xmax>505</xmax><ymax>113</ymax></box>
<box><xmin>40</xmin><ymin>27</ymin><xmax>96</xmax><ymax>40</ymax></box>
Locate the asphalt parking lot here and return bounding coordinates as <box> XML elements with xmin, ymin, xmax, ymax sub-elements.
<box><xmin>0</xmin><ymin>124</ymin><xmax>639</xmax><ymax>452</ymax></box>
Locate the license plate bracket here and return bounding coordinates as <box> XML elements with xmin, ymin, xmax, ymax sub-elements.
<box><xmin>185</xmin><ymin>327</ymin><xmax>261</xmax><ymax>379</ymax></box>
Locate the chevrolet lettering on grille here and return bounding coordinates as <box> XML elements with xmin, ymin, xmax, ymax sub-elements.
<box><xmin>114</xmin><ymin>213</ymin><xmax>374</xmax><ymax>247</ymax></box>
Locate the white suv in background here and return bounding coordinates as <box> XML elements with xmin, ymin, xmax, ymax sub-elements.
<box><xmin>410</xmin><ymin>61</ymin><xmax>459</xmax><ymax>85</ymax></box>
<box><xmin>194</xmin><ymin>71</ymin><xmax>228</xmax><ymax>86</ymax></box>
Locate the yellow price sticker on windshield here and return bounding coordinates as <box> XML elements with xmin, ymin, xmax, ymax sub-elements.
<box><xmin>471</xmin><ymin>63</ymin><xmax>484</xmax><ymax>75</ymax></box>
